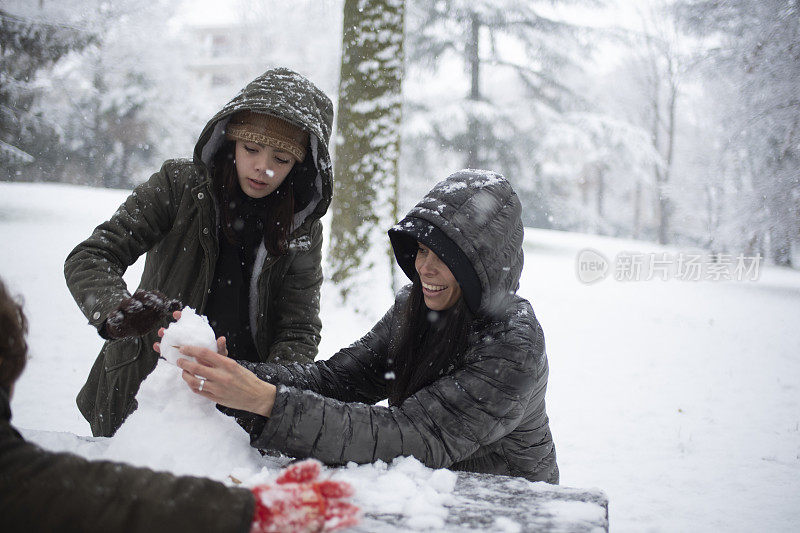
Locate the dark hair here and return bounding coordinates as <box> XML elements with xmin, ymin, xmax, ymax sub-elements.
<box><xmin>212</xmin><ymin>140</ymin><xmax>315</xmax><ymax>256</ymax></box>
<box><xmin>0</xmin><ymin>279</ymin><xmax>28</xmax><ymax>390</ymax></box>
<box><xmin>387</xmin><ymin>276</ymin><xmax>473</xmax><ymax>406</ymax></box>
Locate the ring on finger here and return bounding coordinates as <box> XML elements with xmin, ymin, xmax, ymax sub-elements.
<box><xmin>198</xmin><ymin>377</ymin><xmax>207</xmax><ymax>392</ymax></box>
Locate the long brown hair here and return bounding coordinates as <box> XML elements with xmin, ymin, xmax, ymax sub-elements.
<box><xmin>211</xmin><ymin>140</ymin><xmax>297</xmax><ymax>256</ymax></box>
<box><xmin>0</xmin><ymin>279</ymin><xmax>28</xmax><ymax>391</ymax></box>
<box><xmin>387</xmin><ymin>276</ymin><xmax>473</xmax><ymax>406</ymax></box>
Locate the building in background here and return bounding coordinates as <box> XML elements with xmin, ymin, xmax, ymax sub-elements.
<box><xmin>176</xmin><ymin>1</ymin><xmax>270</xmax><ymax>109</ymax></box>
<box><xmin>185</xmin><ymin>23</ymin><xmax>259</xmax><ymax>91</ymax></box>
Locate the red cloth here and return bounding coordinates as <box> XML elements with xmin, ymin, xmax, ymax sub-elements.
<box><xmin>250</xmin><ymin>460</ymin><xmax>359</xmax><ymax>533</ymax></box>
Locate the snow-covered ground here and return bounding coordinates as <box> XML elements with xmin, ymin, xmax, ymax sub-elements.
<box><xmin>1</xmin><ymin>182</ymin><xmax>798</xmax><ymax>531</ymax></box>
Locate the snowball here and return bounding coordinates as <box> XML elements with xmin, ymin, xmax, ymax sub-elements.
<box><xmin>159</xmin><ymin>306</ymin><xmax>217</xmax><ymax>366</ymax></box>
<box><xmin>493</xmin><ymin>516</ymin><xmax>522</xmax><ymax>533</ymax></box>
<box><xmin>427</xmin><ymin>467</ymin><xmax>457</xmax><ymax>493</ymax></box>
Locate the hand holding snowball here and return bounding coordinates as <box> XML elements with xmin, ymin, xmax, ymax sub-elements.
<box><xmin>175</xmin><ymin>345</ymin><xmax>278</xmax><ymax>417</ymax></box>
<box><xmin>156</xmin><ymin>307</ymin><xmax>218</xmax><ymax>365</ymax></box>
<box><xmin>103</xmin><ymin>289</ymin><xmax>182</xmax><ymax>339</ymax></box>
<box><xmin>154</xmin><ymin>309</ymin><xmax>278</xmax><ymax>417</ymax></box>
<box><xmin>153</xmin><ymin>309</ymin><xmax>229</xmax><ymax>358</ymax></box>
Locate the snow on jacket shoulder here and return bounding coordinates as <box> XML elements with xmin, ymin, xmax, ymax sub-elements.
<box><xmin>237</xmin><ymin>170</ymin><xmax>558</xmax><ymax>483</ymax></box>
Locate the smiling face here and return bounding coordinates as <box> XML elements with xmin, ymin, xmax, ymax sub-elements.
<box><xmin>415</xmin><ymin>242</ymin><xmax>463</xmax><ymax>311</ymax></box>
<box><xmin>234</xmin><ymin>141</ymin><xmax>296</xmax><ymax>198</ymax></box>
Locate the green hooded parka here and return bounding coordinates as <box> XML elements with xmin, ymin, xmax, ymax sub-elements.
<box><xmin>64</xmin><ymin>68</ymin><xmax>334</xmax><ymax>437</ymax></box>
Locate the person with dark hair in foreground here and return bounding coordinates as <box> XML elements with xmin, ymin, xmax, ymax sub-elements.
<box><xmin>0</xmin><ymin>278</ymin><xmax>358</xmax><ymax>533</ymax></box>
<box><xmin>171</xmin><ymin>170</ymin><xmax>559</xmax><ymax>484</ymax></box>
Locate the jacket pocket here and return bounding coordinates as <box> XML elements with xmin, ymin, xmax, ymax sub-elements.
<box><xmin>80</xmin><ymin>336</ymin><xmax>153</xmax><ymax>437</ymax></box>
<box><xmin>103</xmin><ymin>337</ymin><xmax>144</xmax><ymax>372</ymax></box>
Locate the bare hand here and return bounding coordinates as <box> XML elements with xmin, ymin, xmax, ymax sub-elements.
<box><xmin>176</xmin><ymin>346</ymin><xmax>276</xmax><ymax>417</ymax></box>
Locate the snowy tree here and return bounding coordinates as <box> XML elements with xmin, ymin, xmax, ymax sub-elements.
<box><xmin>329</xmin><ymin>0</ymin><xmax>406</xmax><ymax>305</ymax></box>
<box><xmin>676</xmin><ymin>0</ymin><xmax>800</xmax><ymax>265</ymax></box>
<box><xmin>594</xmin><ymin>2</ymin><xmax>690</xmax><ymax>243</ymax></box>
<box><xmin>52</xmin><ymin>50</ymin><xmax>157</xmax><ymax>188</ymax></box>
<box><xmin>402</xmin><ymin>0</ymin><xmax>599</xmax><ymax>226</ymax></box>
<box><xmin>0</xmin><ymin>9</ymin><xmax>92</xmax><ymax>180</ymax></box>
<box><xmin>38</xmin><ymin>0</ymin><xmax>183</xmax><ymax>188</ymax></box>
<box><xmin>627</xmin><ymin>3</ymin><xmax>686</xmax><ymax>244</ymax></box>
<box><xmin>1</xmin><ymin>0</ymin><xmax>191</xmax><ymax>187</ymax></box>
<box><xmin>535</xmin><ymin>108</ymin><xmax>662</xmax><ymax>237</ymax></box>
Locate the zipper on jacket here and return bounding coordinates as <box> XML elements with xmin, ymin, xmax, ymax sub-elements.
<box><xmin>192</xmin><ymin>179</ymin><xmax>218</xmax><ymax>312</ymax></box>
<box><xmin>251</xmin><ymin>252</ymin><xmax>282</xmax><ymax>360</ymax></box>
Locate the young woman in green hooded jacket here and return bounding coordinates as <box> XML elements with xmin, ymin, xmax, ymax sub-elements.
<box><xmin>64</xmin><ymin>68</ymin><xmax>334</xmax><ymax>437</ymax></box>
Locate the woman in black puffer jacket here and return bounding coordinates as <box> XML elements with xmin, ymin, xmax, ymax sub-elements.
<box><xmin>174</xmin><ymin>170</ymin><xmax>559</xmax><ymax>483</ymax></box>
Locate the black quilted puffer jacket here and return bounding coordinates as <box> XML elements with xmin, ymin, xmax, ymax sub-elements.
<box><xmin>237</xmin><ymin>170</ymin><xmax>558</xmax><ymax>483</ymax></box>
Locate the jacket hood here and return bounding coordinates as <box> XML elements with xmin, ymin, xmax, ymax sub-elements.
<box><xmin>193</xmin><ymin>67</ymin><xmax>334</xmax><ymax>233</ymax></box>
<box><xmin>389</xmin><ymin>169</ymin><xmax>525</xmax><ymax>318</ymax></box>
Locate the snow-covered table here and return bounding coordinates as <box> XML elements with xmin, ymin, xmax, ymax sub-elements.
<box><xmin>21</xmin><ymin>304</ymin><xmax>608</xmax><ymax>533</ymax></box>
<box><xmin>355</xmin><ymin>471</ymin><xmax>609</xmax><ymax>532</ymax></box>
<box><xmin>25</xmin><ymin>425</ymin><xmax>608</xmax><ymax>532</ymax></box>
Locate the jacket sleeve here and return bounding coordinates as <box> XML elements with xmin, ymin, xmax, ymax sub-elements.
<box><xmin>241</xmin><ymin>297</ymin><xmax>396</xmax><ymax>405</ymax></box>
<box><xmin>266</xmin><ymin>219</ymin><xmax>324</xmax><ymax>363</ymax></box>
<box><xmin>64</xmin><ymin>162</ymin><xmax>180</xmax><ymax>333</ymax></box>
<box><xmin>0</xmin><ymin>425</ymin><xmax>253</xmax><ymax>533</ymax></box>
<box><xmin>250</xmin><ymin>307</ymin><xmax>546</xmax><ymax>470</ymax></box>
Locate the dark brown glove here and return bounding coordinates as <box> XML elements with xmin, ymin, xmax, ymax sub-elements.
<box><xmin>101</xmin><ymin>290</ymin><xmax>182</xmax><ymax>339</ymax></box>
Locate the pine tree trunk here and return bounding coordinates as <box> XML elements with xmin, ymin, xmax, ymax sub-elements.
<box><xmin>329</xmin><ymin>0</ymin><xmax>405</xmax><ymax>305</ymax></box>
<box><xmin>596</xmin><ymin>166</ymin><xmax>605</xmax><ymax>220</ymax></box>
<box><xmin>633</xmin><ymin>181</ymin><xmax>642</xmax><ymax>239</ymax></box>
<box><xmin>658</xmin><ymin>77</ymin><xmax>678</xmax><ymax>245</ymax></box>
<box><xmin>769</xmin><ymin>227</ymin><xmax>794</xmax><ymax>267</ymax></box>
<box><xmin>465</xmin><ymin>12</ymin><xmax>481</xmax><ymax>170</ymax></box>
